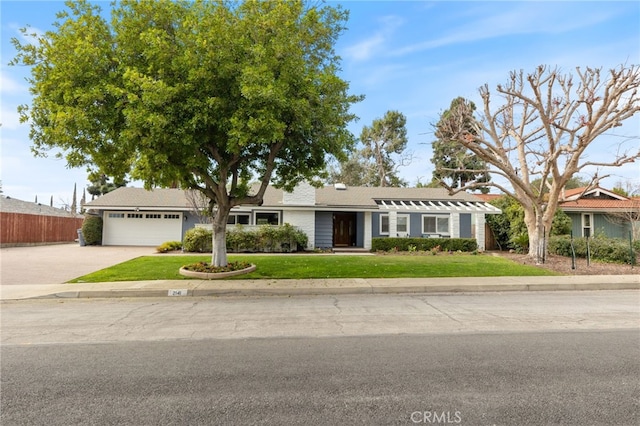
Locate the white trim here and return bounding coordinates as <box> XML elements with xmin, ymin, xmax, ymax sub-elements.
<box><xmin>379</xmin><ymin>214</ymin><xmax>390</xmax><ymax>235</ymax></box>
<box><xmin>421</xmin><ymin>214</ymin><xmax>450</xmax><ymax>237</ymax></box>
<box><xmin>581</xmin><ymin>213</ymin><xmax>593</xmax><ymax>237</ymax></box>
<box><xmin>375</xmin><ymin>199</ymin><xmax>501</xmax><ymax>214</ymax></box>
<box><xmin>254</xmin><ymin>211</ymin><xmax>281</xmax><ymax>225</ymax></box>
<box><xmin>396</xmin><ymin>214</ymin><xmax>410</xmax><ymax>236</ymax></box>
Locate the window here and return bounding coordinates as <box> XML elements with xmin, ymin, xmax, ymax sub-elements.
<box><xmin>380</xmin><ymin>215</ymin><xmax>390</xmax><ymax>235</ymax></box>
<box><xmin>127</xmin><ymin>213</ymin><xmax>143</xmax><ymax>219</ymax></box>
<box><xmin>227</xmin><ymin>214</ymin><xmax>250</xmax><ymax>225</ymax></box>
<box><xmin>422</xmin><ymin>215</ymin><xmax>449</xmax><ymax>235</ymax></box>
<box><xmin>255</xmin><ymin>212</ymin><xmax>279</xmax><ymax>225</ymax></box>
<box><xmin>379</xmin><ymin>214</ymin><xmax>409</xmax><ymax>235</ymax></box>
<box><xmin>146</xmin><ymin>213</ymin><xmax>162</xmax><ymax>219</ymax></box>
<box><xmin>164</xmin><ymin>214</ymin><xmax>180</xmax><ymax>220</ymax></box>
<box><xmin>397</xmin><ymin>215</ymin><xmax>409</xmax><ymax>234</ymax></box>
<box><xmin>582</xmin><ymin>213</ymin><xmax>593</xmax><ymax>237</ymax></box>
<box><xmin>108</xmin><ymin>213</ymin><xmax>124</xmax><ymax>218</ymax></box>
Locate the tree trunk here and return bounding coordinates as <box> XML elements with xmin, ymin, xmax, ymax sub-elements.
<box><xmin>523</xmin><ymin>206</ymin><xmax>551</xmax><ymax>264</ymax></box>
<box><xmin>211</xmin><ymin>208</ymin><xmax>230</xmax><ymax>267</ymax></box>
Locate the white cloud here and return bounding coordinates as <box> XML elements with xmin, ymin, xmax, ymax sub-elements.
<box><xmin>0</xmin><ymin>106</ymin><xmax>22</xmax><ymax>130</ymax></box>
<box><xmin>393</xmin><ymin>3</ymin><xmax>621</xmax><ymax>57</ymax></box>
<box><xmin>0</xmin><ymin>70</ymin><xmax>27</xmax><ymax>94</ymax></box>
<box><xmin>342</xmin><ymin>15</ymin><xmax>404</xmax><ymax>62</ymax></box>
<box><xmin>343</xmin><ymin>33</ymin><xmax>385</xmax><ymax>62</ymax></box>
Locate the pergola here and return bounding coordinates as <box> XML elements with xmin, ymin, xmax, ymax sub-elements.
<box><xmin>374</xmin><ymin>199</ymin><xmax>502</xmax><ymax>214</ymax></box>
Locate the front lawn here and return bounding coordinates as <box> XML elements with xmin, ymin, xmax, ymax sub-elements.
<box><xmin>68</xmin><ymin>253</ymin><xmax>558</xmax><ymax>283</ymax></box>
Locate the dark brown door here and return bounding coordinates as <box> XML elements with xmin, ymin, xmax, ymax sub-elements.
<box><xmin>333</xmin><ymin>213</ymin><xmax>356</xmax><ymax>247</ymax></box>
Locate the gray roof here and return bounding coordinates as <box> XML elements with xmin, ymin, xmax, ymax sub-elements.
<box><xmin>84</xmin><ymin>185</ymin><xmax>491</xmax><ymax>211</ymax></box>
<box><xmin>84</xmin><ymin>187</ymin><xmax>192</xmax><ymax>209</ymax></box>
<box><xmin>315</xmin><ymin>185</ymin><xmax>481</xmax><ymax>208</ymax></box>
<box><xmin>0</xmin><ymin>196</ymin><xmax>82</xmax><ymax>218</ymax></box>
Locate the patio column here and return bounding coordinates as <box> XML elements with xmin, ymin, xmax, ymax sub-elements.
<box><xmin>476</xmin><ymin>213</ymin><xmax>486</xmax><ymax>251</ymax></box>
<box><xmin>388</xmin><ymin>210</ymin><xmax>398</xmax><ymax>237</ymax></box>
<box><xmin>451</xmin><ymin>213</ymin><xmax>460</xmax><ymax>238</ymax></box>
<box><xmin>364</xmin><ymin>212</ymin><xmax>372</xmax><ymax>250</ymax></box>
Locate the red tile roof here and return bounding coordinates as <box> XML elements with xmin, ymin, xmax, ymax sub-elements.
<box><xmin>562</xmin><ymin>186</ymin><xmax>589</xmax><ymax>198</ymax></box>
<box><xmin>473</xmin><ymin>193</ymin><xmax>502</xmax><ymax>202</ymax></box>
<box><xmin>559</xmin><ymin>198</ymin><xmax>639</xmax><ymax>210</ymax></box>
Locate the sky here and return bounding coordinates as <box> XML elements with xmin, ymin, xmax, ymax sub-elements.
<box><xmin>1</xmin><ymin>1</ymin><xmax>639</xmax><ymax>207</ymax></box>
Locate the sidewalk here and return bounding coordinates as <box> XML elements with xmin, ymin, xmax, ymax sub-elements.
<box><xmin>2</xmin><ymin>275</ymin><xmax>639</xmax><ymax>300</ymax></box>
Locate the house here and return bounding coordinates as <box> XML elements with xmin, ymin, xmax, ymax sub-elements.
<box><xmin>0</xmin><ymin>196</ymin><xmax>84</xmax><ymax>247</ymax></box>
<box><xmin>83</xmin><ymin>183</ymin><xmax>502</xmax><ymax>250</ymax></box>
<box><xmin>558</xmin><ymin>186</ymin><xmax>640</xmax><ymax>239</ymax></box>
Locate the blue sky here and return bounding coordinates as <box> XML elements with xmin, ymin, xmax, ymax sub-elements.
<box><xmin>2</xmin><ymin>1</ymin><xmax>639</xmax><ymax>207</ymax></box>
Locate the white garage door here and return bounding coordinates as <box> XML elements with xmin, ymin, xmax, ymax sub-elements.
<box><xmin>103</xmin><ymin>212</ymin><xmax>183</xmax><ymax>246</ymax></box>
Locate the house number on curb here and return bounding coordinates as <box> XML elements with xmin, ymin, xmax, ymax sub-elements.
<box><xmin>168</xmin><ymin>289</ymin><xmax>189</xmax><ymax>296</ymax></box>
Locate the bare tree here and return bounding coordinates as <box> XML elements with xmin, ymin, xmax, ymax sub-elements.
<box><xmin>438</xmin><ymin>65</ymin><xmax>640</xmax><ymax>263</ymax></box>
<box><xmin>185</xmin><ymin>189</ymin><xmax>212</xmax><ymax>224</ymax></box>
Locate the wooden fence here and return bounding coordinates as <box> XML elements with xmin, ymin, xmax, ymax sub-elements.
<box><xmin>0</xmin><ymin>213</ymin><xmax>84</xmax><ymax>247</ymax></box>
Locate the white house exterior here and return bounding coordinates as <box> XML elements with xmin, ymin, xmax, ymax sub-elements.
<box><xmin>84</xmin><ymin>183</ymin><xmax>501</xmax><ymax>249</ymax></box>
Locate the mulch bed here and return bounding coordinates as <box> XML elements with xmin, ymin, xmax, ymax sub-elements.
<box><xmin>489</xmin><ymin>251</ymin><xmax>639</xmax><ymax>275</ymax></box>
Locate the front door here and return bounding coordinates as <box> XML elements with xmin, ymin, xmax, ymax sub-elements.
<box><xmin>333</xmin><ymin>213</ymin><xmax>356</xmax><ymax>247</ymax></box>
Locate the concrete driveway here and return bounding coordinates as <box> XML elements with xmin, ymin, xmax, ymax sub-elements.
<box><xmin>0</xmin><ymin>244</ymin><xmax>157</xmax><ymax>285</ymax></box>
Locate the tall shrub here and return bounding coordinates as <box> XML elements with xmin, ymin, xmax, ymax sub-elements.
<box><xmin>81</xmin><ymin>215</ymin><xmax>103</xmax><ymax>245</ymax></box>
<box><xmin>183</xmin><ymin>227</ymin><xmax>212</xmax><ymax>253</ymax></box>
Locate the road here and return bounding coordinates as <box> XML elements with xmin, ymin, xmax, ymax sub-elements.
<box><xmin>1</xmin><ymin>291</ymin><xmax>639</xmax><ymax>425</ymax></box>
<box><xmin>1</xmin><ymin>291</ymin><xmax>639</xmax><ymax>343</ymax></box>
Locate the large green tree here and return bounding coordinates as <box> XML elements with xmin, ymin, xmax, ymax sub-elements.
<box><xmin>329</xmin><ymin>110</ymin><xmax>410</xmax><ymax>187</ymax></box>
<box><xmin>431</xmin><ymin>97</ymin><xmax>490</xmax><ymax>193</ymax></box>
<box><xmin>361</xmin><ymin>110</ymin><xmax>409</xmax><ymax>187</ymax></box>
<box><xmin>11</xmin><ymin>0</ymin><xmax>361</xmax><ymax>266</ymax></box>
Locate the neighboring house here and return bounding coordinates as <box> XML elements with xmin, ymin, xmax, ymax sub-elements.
<box><xmin>558</xmin><ymin>186</ymin><xmax>640</xmax><ymax>239</ymax></box>
<box><xmin>83</xmin><ymin>183</ymin><xmax>502</xmax><ymax>250</ymax></box>
<box><xmin>0</xmin><ymin>196</ymin><xmax>84</xmax><ymax>247</ymax></box>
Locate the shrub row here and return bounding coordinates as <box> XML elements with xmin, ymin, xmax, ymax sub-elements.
<box><xmin>371</xmin><ymin>237</ymin><xmax>478</xmax><ymax>253</ymax></box>
<box><xmin>182</xmin><ymin>224</ymin><xmax>309</xmax><ymax>253</ymax></box>
<box><xmin>548</xmin><ymin>235</ymin><xmax>638</xmax><ymax>264</ymax></box>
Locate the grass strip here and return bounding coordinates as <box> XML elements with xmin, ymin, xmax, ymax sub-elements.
<box><xmin>68</xmin><ymin>253</ymin><xmax>558</xmax><ymax>283</ymax></box>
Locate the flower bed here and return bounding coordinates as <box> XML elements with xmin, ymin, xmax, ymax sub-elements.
<box><xmin>179</xmin><ymin>260</ymin><xmax>256</xmax><ymax>279</ymax></box>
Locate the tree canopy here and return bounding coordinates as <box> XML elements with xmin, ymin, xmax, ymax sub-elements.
<box><xmin>86</xmin><ymin>172</ymin><xmax>128</xmax><ymax>199</ymax></box>
<box><xmin>11</xmin><ymin>0</ymin><xmax>362</xmax><ymax>265</ymax></box>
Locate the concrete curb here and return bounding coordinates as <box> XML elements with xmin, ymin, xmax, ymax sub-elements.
<box><xmin>32</xmin><ymin>279</ymin><xmax>640</xmax><ymax>299</ymax></box>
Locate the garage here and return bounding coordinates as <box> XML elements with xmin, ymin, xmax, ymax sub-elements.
<box><xmin>102</xmin><ymin>211</ymin><xmax>183</xmax><ymax>246</ymax></box>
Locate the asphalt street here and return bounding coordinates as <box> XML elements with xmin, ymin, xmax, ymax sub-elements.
<box><xmin>2</xmin><ymin>331</ymin><xmax>638</xmax><ymax>425</ymax></box>
<box><xmin>2</xmin><ymin>291</ymin><xmax>638</xmax><ymax>344</ymax></box>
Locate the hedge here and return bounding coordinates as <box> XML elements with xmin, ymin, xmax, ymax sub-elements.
<box><xmin>548</xmin><ymin>235</ymin><xmax>638</xmax><ymax>264</ymax></box>
<box><xmin>182</xmin><ymin>224</ymin><xmax>308</xmax><ymax>253</ymax></box>
<box><xmin>371</xmin><ymin>237</ymin><xmax>478</xmax><ymax>253</ymax></box>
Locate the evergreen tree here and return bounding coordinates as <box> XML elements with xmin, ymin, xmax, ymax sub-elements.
<box><xmin>431</xmin><ymin>97</ymin><xmax>490</xmax><ymax>193</ymax></box>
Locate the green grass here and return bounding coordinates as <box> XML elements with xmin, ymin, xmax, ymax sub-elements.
<box><xmin>68</xmin><ymin>253</ymin><xmax>558</xmax><ymax>283</ymax></box>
